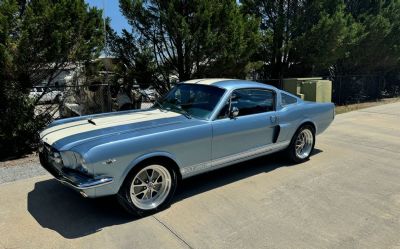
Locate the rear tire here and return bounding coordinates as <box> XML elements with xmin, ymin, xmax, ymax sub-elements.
<box><xmin>287</xmin><ymin>125</ymin><xmax>315</xmax><ymax>163</ymax></box>
<box><xmin>117</xmin><ymin>163</ymin><xmax>178</xmax><ymax>217</ymax></box>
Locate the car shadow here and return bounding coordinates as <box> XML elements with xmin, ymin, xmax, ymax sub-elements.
<box><xmin>27</xmin><ymin>180</ymin><xmax>132</xmax><ymax>239</ymax></box>
<box><xmin>27</xmin><ymin>148</ymin><xmax>323</xmax><ymax>239</ymax></box>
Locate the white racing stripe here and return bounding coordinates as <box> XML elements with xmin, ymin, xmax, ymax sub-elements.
<box><xmin>183</xmin><ymin>78</ymin><xmax>234</xmax><ymax>85</ymax></box>
<box><xmin>183</xmin><ymin>79</ymin><xmax>203</xmax><ymax>84</ymax></box>
<box><xmin>41</xmin><ymin>120</ymin><xmax>89</xmax><ymax>137</ymax></box>
<box><xmin>41</xmin><ymin>109</ymin><xmax>161</xmax><ymax>137</ymax></box>
<box><xmin>41</xmin><ymin>109</ymin><xmax>181</xmax><ymax>146</ymax></box>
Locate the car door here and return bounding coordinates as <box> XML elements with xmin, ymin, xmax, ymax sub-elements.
<box><xmin>211</xmin><ymin>88</ymin><xmax>278</xmax><ymax>166</ymax></box>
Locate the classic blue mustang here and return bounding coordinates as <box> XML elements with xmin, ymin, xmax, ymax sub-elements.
<box><xmin>39</xmin><ymin>79</ymin><xmax>334</xmax><ymax>216</ymax></box>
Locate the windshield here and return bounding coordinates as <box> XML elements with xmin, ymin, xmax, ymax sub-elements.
<box><xmin>157</xmin><ymin>84</ymin><xmax>226</xmax><ymax>120</ymax></box>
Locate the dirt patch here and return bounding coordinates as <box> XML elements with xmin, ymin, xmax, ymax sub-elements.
<box><xmin>336</xmin><ymin>97</ymin><xmax>400</xmax><ymax>114</ymax></box>
<box><xmin>0</xmin><ymin>152</ymin><xmax>39</xmax><ymax>168</ymax></box>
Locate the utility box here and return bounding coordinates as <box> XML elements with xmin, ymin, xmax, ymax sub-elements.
<box><xmin>282</xmin><ymin>77</ymin><xmax>332</xmax><ymax>103</ymax></box>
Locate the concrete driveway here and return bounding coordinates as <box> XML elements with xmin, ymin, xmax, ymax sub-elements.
<box><xmin>1</xmin><ymin>102</ymin><xmax>400</xmax><ymax>249</ymax></box>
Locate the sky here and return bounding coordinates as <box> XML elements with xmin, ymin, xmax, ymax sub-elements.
<box><xmin>86</xmin><ymin>0</ymin><xmax>130</xmax><ymax>33</ymax></box>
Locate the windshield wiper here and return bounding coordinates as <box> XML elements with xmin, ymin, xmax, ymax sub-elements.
<box><xmin>140</xmin><ymin>88</ymin><xmax>167</xmax><ymax>112</ymax></box>
<box><xmin>173</xmin><ymin>105</ymin><xmax>192</xmax><ymax>119</ymax></box>
<box><xmin>153</xmin><ymin>99</ymin><xmax>166</xmax><ymax>111</ymax></box>
<box><xmin>145</xmin><ymin>90</ymin><xmax>191</xmax><ymax>119</ymax></box>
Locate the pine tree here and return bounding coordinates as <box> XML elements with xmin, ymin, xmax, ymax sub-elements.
<box><xmin>118</xmin><ymin>0</ymin><xmax>260</xmax><ymax>84</ymax></box>
<box><xmin>0</xmin><ymin>0</ymin><xmax>104</xmax><ymax>158</ymax></box>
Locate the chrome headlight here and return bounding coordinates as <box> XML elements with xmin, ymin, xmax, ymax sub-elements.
<box><xmin>75</xmin><ymin>153</ymin><xmax>89</xmax><ymax>174</ymax></box>
<box><xmin>60</xmin><ymin>151</ymin><xmax>89</xmax><ymax>174</ymax></box>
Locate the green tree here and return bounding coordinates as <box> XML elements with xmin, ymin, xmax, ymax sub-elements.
<box><xmin>291</xmin><ymin>1</ymin><xmax>362</xmax><ymax>76</ymax></box>
<box><xmin>339</xmin><ymin>0</ymin><xmax>400</xmax><ymax>74</ymax></box>
<box><xmin>17</xmin><ymin>0</ymin><xmax>104</xmax><ymax>91</ymax></box>
<box><xmin>242</xmin><ymin>0</ymin><xmax>361</xmax><ymax>78</ymax></box>
<box><xmin>0</xmin><ymin>0</ymin><xmax>17</xmax><ymax>82</ymax></box>
<box><xmin>107</xmin><ymin>28</ymin><xmax>158</xmax><ymax>91</ymax></box>
<box><xmin>0</xmin><ymin>0</ymin><xmax>104</xmax><ymax>158</ymax></box>
<box><xmin>119</xmin><ymin>0</ymin><xmax>260</xmax><ymax>86</ymax></box>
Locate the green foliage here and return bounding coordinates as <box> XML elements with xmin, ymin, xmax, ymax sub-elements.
<box><xmin>118</xmin><ymin>0</ymin><xmax>260</xmax><ymax>85</ymax></box>
<box><xmin>0</xmin><ymin>0</ymin><xmax>104</xmax><ymax>158</ymax></box>
<box><xmin>0</xmin><ymin>84</ymin><xmax>50</xmax><ymax>157</ymax></box>
<box><xmin>17</xmin><ymin>0</ymin><xmax>104</xmax><ymax>87</ymax></box>
<box><xmin>107</xmin><ymin>28</ymin><xmax>157</xmax><ymax>91</ymax></box>
<box><xmin>241</xmin><ymin>0</ymin><xmax>400</xmax><ymax>78</ymax></box>
<box><xmin>340</xmin><ymin>0</ymin><xmax>400</xmax><ymax>74</ymax></box>
<box><xmin>0</xmin><ymin>0</ymin><xmax>18</xmax><ymax>82</ymax></box>
<box><xmin>241</xmin><ymin>0</ymin><xmax>361</xmax><ymax>77</ymax></box>
<box><xmin>291</xmin><ymin>2</ymin><xmax>363</xmax><ymax>75</ymax></box>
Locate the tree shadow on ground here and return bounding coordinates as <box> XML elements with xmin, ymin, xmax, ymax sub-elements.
<box><xmin>27</xmin><ymin>149</ymin><xmax>322</xmax><ymax>239</ymax></box>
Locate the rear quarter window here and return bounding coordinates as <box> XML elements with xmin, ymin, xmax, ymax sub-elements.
<box><xmin>281</xmin><ymin>93</ymin><xmax>297</xmax><ymax>106</ymax></box>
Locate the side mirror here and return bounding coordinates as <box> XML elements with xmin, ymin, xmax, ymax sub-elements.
<box><xmin>229</xmin><ymin>106</ymin><xmax>239</xmax><ymax>119</ymax></box>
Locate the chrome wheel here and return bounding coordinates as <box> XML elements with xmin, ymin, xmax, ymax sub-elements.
<box><xmin>295</xmin><ymin>129</ymin><xmax>314</xmax><ymax>159</ymax></box>
<box><xmin>130</xmin><ymin>165</ymin><xmax>172</xmax><ymax>210</ymax></box>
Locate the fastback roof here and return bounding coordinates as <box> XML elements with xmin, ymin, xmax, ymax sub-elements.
<box><xmin>182</xmin><ymin>78</ymin><xmax>277</xmax><ymax>91</ymax></box>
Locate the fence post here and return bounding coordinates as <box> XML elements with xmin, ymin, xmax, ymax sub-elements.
<box><xmin>108</xmin><ymin>84</ymin><xmax>112</xmax><ymax>112</ymax></box>
<box><xmin>338</xmin><ymin>76</ymin><xmax>342</xmax><ymax>105</ymax></box>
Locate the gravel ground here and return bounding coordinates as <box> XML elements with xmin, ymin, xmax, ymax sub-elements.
<box><xmin>0</xmin><ymin>154</ymin><xmax>47</xmax><ymax>184</ymax></box>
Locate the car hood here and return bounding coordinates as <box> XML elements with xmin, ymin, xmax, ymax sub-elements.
<box><xmin>40</xmin><ymin>109</ymin><xmax>187</xmax><ymax>151</ymax></box>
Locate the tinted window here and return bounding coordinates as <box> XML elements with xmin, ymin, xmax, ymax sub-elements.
<box><xmin>218</xmin><ymin>88</ymin><xmax>275</xmax><ymax>118</ymax></box>
<box><xmin>160</xmin><ymin>84</ymin><xmax>225</xmax><ymax>119</ymax></box>
<box><xmin>281</xmin><ymin>93</ymin><xmax>297</xmax><ymax>106</ymax></box>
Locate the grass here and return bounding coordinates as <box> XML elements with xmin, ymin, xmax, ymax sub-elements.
<box><xmin>335</xmin><ymin>97</ymin><xmax>400</xmax><ymax>114</ymax></box>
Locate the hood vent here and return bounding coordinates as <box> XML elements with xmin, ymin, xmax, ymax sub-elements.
<box><xmin>88</xmin><ymin>119</ymin><xmax>96</xmax><ymax>125</ymax></box>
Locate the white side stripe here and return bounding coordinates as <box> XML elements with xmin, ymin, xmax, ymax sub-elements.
<box><xmin>180</xmin><ymin>141</ymin><xmax>290</xmax><ymax>177</ymax></box>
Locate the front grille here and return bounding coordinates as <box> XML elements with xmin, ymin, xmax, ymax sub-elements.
<box><xmin>39</xmin><ymin>143</ymin><xmax>64</xmax><ymax>178</ymax></box>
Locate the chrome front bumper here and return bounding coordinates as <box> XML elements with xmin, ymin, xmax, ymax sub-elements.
<box><xmin>56</xmin><ymin>174</ymin><xmax>113</xmax><ymax>198</ymax></box>
<box><xmin>59</xmin><ymin>176</ymin><xmax>113</xmax><ymax>190</ymax></box>
<box><xmin>39</xmin><ymin>150</ymin><xmax>113</xmax><ymax>197</ymax></box>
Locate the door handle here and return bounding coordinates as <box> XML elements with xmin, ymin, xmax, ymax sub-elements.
<box><xmin>270</xmin><ymin>115</ymin><xmax>278</xmax><ymax>123</ymax></box>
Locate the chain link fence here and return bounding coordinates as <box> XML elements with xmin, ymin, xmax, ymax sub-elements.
<box><xmin>32</xmin><ymin>75</ymin><xmax>400</xmax><ymax>122</ymax></box>
<box><xmin>258</xmin><ymin>74</ymin><xmax>400</xmax><ymax>105</ymax></box>
<box><xmin>330</xmin><ymin>75</ymin><xmax>400</xmax><ymax>105</ymax></box>
<box><xmin>32</xmin><ymin>84</ymin><xmax>155</xmax><ymax>121</ymax></box>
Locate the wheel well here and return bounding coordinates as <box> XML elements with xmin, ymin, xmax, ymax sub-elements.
<box><xmin>134</xmin><ymin>156</ymin><xmax>182</xmax><ymax>182</ymax></box>
<box><xmin>299</xmin><ymin>121</ymin><xmax>316</xmax><ymax>133</ymax></box>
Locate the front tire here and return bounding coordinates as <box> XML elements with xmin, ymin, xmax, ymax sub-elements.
<box><xmin>117</xmin><ymin>163</ymin><xmax>178</xmax><ymax>217</ymax></box>
<box><xmin>287</xmin><ymin>125</ymin><xmax>315</xmax><ymax>163</ymax></box>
